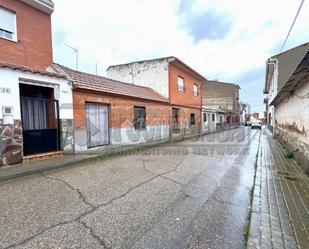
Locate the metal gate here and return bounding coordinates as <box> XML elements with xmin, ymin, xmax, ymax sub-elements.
<box><xmin>86</xmin><ymin>103</ymin><xmax>109</xmax><ymax>148</ymax></box>
<box><xmin>20</xmin><ymin>96</ymin><xmax>60</xmax><ymax>156</ymax></box>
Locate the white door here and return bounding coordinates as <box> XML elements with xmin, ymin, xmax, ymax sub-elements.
<box><xmin>86</xmin><ymin>103</ymin><xmax>109</xmax><ymax>148</ymax></box>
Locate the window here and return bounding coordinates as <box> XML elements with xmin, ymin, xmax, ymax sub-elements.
<box><xmin>0</xmin><ymin>7</ymin><xmax>17</xmax><ymax>41</ymax></box>
<box><xmin>220</xmin><ymin>116</ymin><xmax>223</xmax><ymax>123</ymax></box>
<box><xmin>134</xmin><ymin>106</ymin><xmax>146</xmax><ymax>130</ymax></box>
<box><xmin>193</xmin><ymin>84</ymin><xmax>199</xmax><ymax>96</ymax></box>
<box><xmin>212</xmin><ymin>113</ymin><xmax>215</xmax><ymax>122</ymax></box>
<box><xmin>178</xmin><ymin>76</ymin><xmax>184</xmax><ymax>91</ymax></box>
<box><xmin>190</xmin><ymin>113</ymin><xmax>195</xmax><ymax>125</ymax></box>
<box><xmin>203</xmin><ymin>113</ymin><xmax>207</xmax><ymax>122</ymax></box>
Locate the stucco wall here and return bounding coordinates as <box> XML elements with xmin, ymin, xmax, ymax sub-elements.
<box><xmin>274</xmin><ymin>80</ymin><xmax>309</xmax><ymax>169</ymax></box>
<box><xmin>107</xmin><ymin>59</ymin><xmax>170</xmax><ymax>98</ymax></box>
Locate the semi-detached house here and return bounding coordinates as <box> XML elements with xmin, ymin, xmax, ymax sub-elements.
<box><xmin>107</xmin><ymin>57</ymin><xmax>206</xmax><ymax>138</ymax></box>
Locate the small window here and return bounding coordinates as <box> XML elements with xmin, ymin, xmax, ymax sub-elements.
<box><xmin>178</xmin><ymin>76</ymin><xmax>184</xmax><ymax>91</ymax></box>
<box><xmin>190</xmin><ymin>113</ymin><xmax>195</xmax><ymax>125</ymax></box>
<box><xmin>134</xmin><ymin>106</ymin><xmax>146</xmax><ymax>130</ymax></box>
<box><xmin>212</xmin><ymin>113</ymin><xmax>215</xmax><ymax>122</ymax></box>
<box><xmin>193</xmin><ymin>84</ymin><xmax>199</xmax><ymax>96</ymax></box>
<box><xmin>203</xmin><ymin>113</ymin><xmax>207</xmax><ymax>122</ymax></box>
<box><xmin>0</xmin><ymin>7</ymin><xmax>17</xmax><ymax>41</ymax></box>
<box><xmin>220</xmin><ymin>116</ymin><xmax>223</xmax><ymax>123</ymax></box>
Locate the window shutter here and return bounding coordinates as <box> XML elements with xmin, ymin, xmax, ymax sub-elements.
<box><xmin>0</xmin><ymin>8</ymin><xmax>15</xmax><ymax>33</ymax></box>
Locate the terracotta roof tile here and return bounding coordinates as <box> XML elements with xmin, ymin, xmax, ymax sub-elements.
<box><xmin>0</xmin><ymin>61</ymin><xmax>65</xmax><ymax>78</ymax></box>
<box><xmin>54</xmin><ymin>64</ymin><xmax>169</xmax><ymax>103</ymax></box>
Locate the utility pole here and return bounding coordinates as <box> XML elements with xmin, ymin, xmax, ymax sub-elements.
<box><xmin>95</xmin><ymin>62</ymin><xmax>98</xmax><ymax>75</ymax></box>
<box><xmin>65</xmin><ymin>43</ymin><xmax>79</xmax><ymax>70</ymax></box>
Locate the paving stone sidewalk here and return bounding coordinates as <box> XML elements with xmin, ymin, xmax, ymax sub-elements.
<box><xmin>247</xmin><ymin>129</ymin><xmax>309</xmax><ymax>249</ymax></box>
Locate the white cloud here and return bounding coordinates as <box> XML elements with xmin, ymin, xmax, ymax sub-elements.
<box><xmin>51</xmin><ymin>0</ymin><xmax>309</xmax><ymax>112</ymax></box>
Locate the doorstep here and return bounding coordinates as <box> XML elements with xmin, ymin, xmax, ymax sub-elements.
<box><xmin>23</xmin><ymin>151</ymin><xmax>64</xmax><ymax>163</ymax></box>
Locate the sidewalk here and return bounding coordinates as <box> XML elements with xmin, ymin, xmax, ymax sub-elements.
<box><xmin>0</xmin><ymin>140</ymin><xmax>168</xmax><ymax>182</ymax></box>
<box><xmin>247</xmin><ymin>129</ymin><xmax>309</xmax><ymax>248</ymax></box>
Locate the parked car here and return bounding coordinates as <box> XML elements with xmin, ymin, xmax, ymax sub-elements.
<box><xmin>245</xmin><ymin>121</ymin><xmax>251</xmax><ymax>126</ymax></box>
<box><xmin>251</xmin><ymin>121</ymin><xmax>262</xmax><ymax>129</ymax></box>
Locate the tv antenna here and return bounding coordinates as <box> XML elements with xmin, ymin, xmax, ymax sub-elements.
<box><xmin>65</xmin><ymin>43</ymin><xmax>79</xmax><ymax>70</ymax></box>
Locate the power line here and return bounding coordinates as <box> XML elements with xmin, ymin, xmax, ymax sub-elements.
<box><xmin>280</xmin><ymin>0</ymin><xmax>306</xmax><ymax>52</ymax></box>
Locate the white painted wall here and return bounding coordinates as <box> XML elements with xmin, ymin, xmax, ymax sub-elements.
<box><xmin>275</xmin><ymin>81</ymin><xmax>309</xmax><ymax>146</ymax></box>
<box><xmin>0</xmin><ymin>68</ymin><xmax>73</xmax><ymax>120</ymax></box>
<box><xmin>268</xmin><ymin>62</ymin><xmax>279</xmax><ymax>106</ymax></box>
<box><xmin>74</xmin><ymin>124</ymin><xmax>170</xmax><ymax>153</ymax></box>
<box><xmin>107</xmin><ymin>59</ymin><xmax>170</xmax><ymax>98</ymax></box>
<box><xmin>202</xmin><ymin>111</ymin><xmax>216</xmax><ymax>134</ymax></box>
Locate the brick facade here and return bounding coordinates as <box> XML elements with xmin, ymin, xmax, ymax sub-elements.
<box><xmin>0</xmin><ymin>0</ymin><xmax>53</xmax><ymax>69</ymax></box>
<box><xmin>168</xmin><ymin>63</ymin><xmax>202</xmax><ymax>109</ymax></box>
<box><xmin>73</xmin><ymin>90</ymin><xmax>171</xmax><ymax>131</ymax></box>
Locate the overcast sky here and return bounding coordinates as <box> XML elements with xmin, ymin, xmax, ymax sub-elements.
<box><xmin>51</xmin><ymin>0</ymin><xmax>309</xmax><ymax>114</ymax></box>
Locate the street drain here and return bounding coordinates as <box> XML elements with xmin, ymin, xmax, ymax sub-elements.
<box><xmin>277</xmin><ymin>171</ymin><xmax>298</xmax><ymax>181</ymax></box>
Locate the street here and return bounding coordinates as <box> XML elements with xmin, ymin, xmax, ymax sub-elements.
<box><xmin>1</xmin><ymin>127</ymin><xmax>260</xmax><ymax>249</ymax></box>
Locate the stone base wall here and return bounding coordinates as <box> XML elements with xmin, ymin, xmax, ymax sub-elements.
<box><xmin>0</xmin><ymin>120</ymin><xmax>23</xmax><ymax>166</ymax></box>
<box><xmin>275</xmin><ymin>128</ymin><xmax>309</xmax><ymax>172</ymax></box>
<box><xmin>60</xmin><ymin>119</ymin><xmax>74</xmax><ymax>154</ymax></box>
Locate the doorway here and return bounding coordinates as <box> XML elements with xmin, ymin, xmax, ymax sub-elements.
<box><xmin>86</xmin><ymin>103</ymin><xmax>109</xmax><ymax>148</ymax></box>
<box><xmin>20</xmin><ymin>84</ymin><xmax>60</xmax><ymax>156</ymax></box>
<box><xmin>172</xmin><ymin>108</ymin><xmax>180</xmax><ymax>134</ymax></box>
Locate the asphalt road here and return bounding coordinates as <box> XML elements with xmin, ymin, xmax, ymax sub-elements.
<box><xmin>0</xmin><ymin>127</ymin><xmax>260</xmax><ymax>249</ymax></box>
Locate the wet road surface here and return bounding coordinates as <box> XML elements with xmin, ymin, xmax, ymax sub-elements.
<box><xmin>0</xmin><ymin>127</ymin><xmax>260</xmax><ymax>249</ymax></box>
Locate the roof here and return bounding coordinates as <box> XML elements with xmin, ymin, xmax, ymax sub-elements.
<box><xmin>264</xmin><ymin>42</ymin><xmax>309</xmax><ymax>93</ymax></box>
<box><xmin>202</xmin><ymin>106</ymin><xmax>227</xmax><ymax>114</ymax></box>
<box><xmin>21</xmin><ymin>0</ymin><xmax>54</xmax><ymax>14</ymax></box>
<box><xmin>107</xmin><ymin>56</ymin><xmax>207</xmax><ymax>81</ymax></box>
<box><xmin>270</xmin><ymin>49</ymin><xmax>309</xmax><ymax>106</ymax></box>
<box><xmin>0</xmin><ymin>61</ymin><xmax>65</xmax><ymax>78</ymax></box>
<box><xmin>53</xmin><ymin>64</ymin><xmax>169</xmax><ymax>103</ymax></box>
<box><xmin>206</xmin><ymin>80</ymin><xmax>241</xmax><ymax>89</ymax></box>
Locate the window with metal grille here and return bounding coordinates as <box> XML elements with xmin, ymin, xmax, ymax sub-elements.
<box><xmin>203</xmin><ymin>113</ymin><xmax>207</xmax><ymax>122</ymax></box>
<box><xmin>134</xmin><ymin>106</ymin><xmax>146</xmax><ymax>130</ymax></box>
<box><xmin>190</xmin><ymin>113</ymin><xmax>195</xmax><ymax>125</ymax></box>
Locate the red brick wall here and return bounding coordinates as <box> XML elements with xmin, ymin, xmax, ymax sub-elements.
<box><xmin>0</xmin><ymin>0</ymin><xmax>53</xmax><ymax>69</ymax></box>
<box><xmin>168</xmin><ymin>63</ymin><xmax>203</xmax><ymax>109</ymax></box>
<box><xmin>73</xmin><ymin>90</ymin><xmax>172</xmax><ymax>130</ymax></box>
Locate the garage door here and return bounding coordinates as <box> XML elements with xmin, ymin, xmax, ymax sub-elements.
<box><xmin>86</xmin><ymin>103</ymin><xmax>109</xmax><ymax>148</ymax></box>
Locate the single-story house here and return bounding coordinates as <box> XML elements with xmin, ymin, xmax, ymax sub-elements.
<box><xmin>53</xmin><ymin>64</ymin><xmax>171</xmax><ymax>152</ymax></box>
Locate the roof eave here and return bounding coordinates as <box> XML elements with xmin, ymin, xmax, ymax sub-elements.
<box><xmin>21</xmin><ymin>0</ymin><xmax>54</xmax><ymax>14</ymax></box>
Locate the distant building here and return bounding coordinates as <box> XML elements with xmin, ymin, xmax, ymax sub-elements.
<box><xmin>264</xmin><ymin>42</ymin><xmax>309</xmax><ymax>171</ymax></box>
<box><xmin>202</xmin><ymin>80</ymin><xmax>241</xmax><ymax>126</ymax></box>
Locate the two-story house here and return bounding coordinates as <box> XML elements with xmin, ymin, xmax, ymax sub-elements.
<box><xmin>264</xmin><ymin>42</ymin><xmax>309</xmax><ymax>134</ymax></box>
<box><xmin>202</xmin><ymin>80</ymin><xmax>241</xmax><ymax>133</ymax></box>
<box><xmin>0</xmin><ymin>0</ymin><xmax>74</xmax><ymax>165</ymax></box>
<box><xmin>107</xmin><ymin>57</ymin><xmax>206</xmax><ymax>137</ymax></box>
